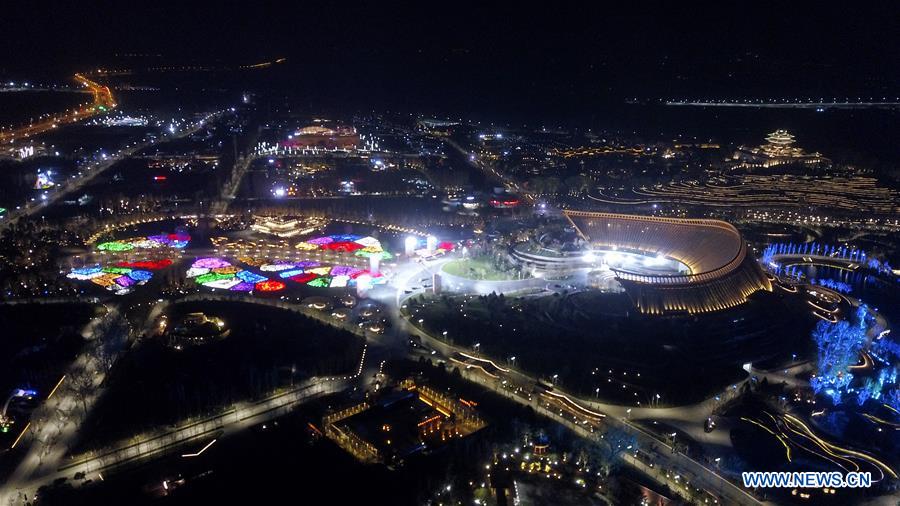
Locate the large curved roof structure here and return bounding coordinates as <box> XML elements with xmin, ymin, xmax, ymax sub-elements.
<box><xmin>564</xmin><ymin>211</ymin><xmax>772</xmax><ymax>314</ymax></box>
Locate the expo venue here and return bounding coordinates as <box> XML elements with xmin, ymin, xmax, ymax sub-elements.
<box><xmin>510</xmin><ymin>211</ymin><xmax>772</xmax><ymax>314</ymax></box>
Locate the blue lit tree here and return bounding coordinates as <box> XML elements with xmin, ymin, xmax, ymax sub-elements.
<box><xmin>810</xmin><ymin>301</ymin><xmax>899</xmax><ymax>408</ymax></box>
<box><xmin>854</xmin><ymin>304</ymin><xmax>870</xmax><ymax>329</ymax></box>
<box><xmin>871</xmin><ymin>338</ymin><xmax>900</xmax><ymax>363</ymax></box>
<box><xmin>884</xmin><ymin>389</ymin><xmax>900</xmax><ymax>413</ymax></box>
<box><xmin>810</xmin><ymin>320</ymin><xmax>865</xmax><ymax>405</ymax></box>
<box><xmin>856</xmin><ymin>383</ymin><xmax>872</xmax><ymax>406</ymax></box>
<box><xmin>810</xmin><ymin>278</ymin><xmax>852</xmax><ymax>293</ymax></box>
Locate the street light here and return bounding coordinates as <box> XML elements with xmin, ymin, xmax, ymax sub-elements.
<box><xmin>405</xmin><ymin>236</ymin><xmax>418</xmax><ymax>256</ymax></box>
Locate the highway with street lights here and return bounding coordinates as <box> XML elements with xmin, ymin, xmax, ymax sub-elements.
<box><xmin>0</xmin><ymin>74</ymin><xmax>115</xmax><ymax>144</ymax></box>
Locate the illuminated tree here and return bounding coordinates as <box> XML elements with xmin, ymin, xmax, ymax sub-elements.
<box><xmin>871</xmin><ymin>338</ymin><xmax>900</xmax><ymax>362</ymax></box>
<box><xmin>810</xmin><ymin>320</ymin><xmax>865</xmax><ymax>405</ymax></box>
<box><xmin>854</xmin><ymin>304</ymin><xmax>870</xmax><ymax>329</ymax></box>
<box><xmin>856</xmin><ymin>378</ymin><xmax>876</xmax><ymax>406</ymax></box>
<box><xmin>884</xmin><ymin>389</ymin><xmax>900</xmax><ymax>413</ymax></box>
<box><xmin>596</xmin><ymin>427</ymin><xmax>638</xmax><ymax>477</ymax></box>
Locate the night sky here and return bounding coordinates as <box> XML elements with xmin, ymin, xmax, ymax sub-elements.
<box><xmin>3</xmin><ymin>3</ymin><xmax>898</xmax><ymax>113</ymax></box>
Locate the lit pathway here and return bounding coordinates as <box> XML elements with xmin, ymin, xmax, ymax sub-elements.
<box><xmin>0</xmin><ymin>379</ymin><xmax>341</xmax><ymax>503</ymax></box>
<box><xmin>1</xmin><ymin>304</ymin><xmax>126</xmax><ymax>504</ymax></box>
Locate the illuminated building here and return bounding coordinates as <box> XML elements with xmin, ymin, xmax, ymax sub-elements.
<box><xmin>732</xmin><ymin>130</ymin><xmax>829</xmax><ymax>169</ymax></box>
<box><xmin>249</xmin><ymin>215</ymin><xmax>325</xmax><ymax>238</ymax></box>
<box><xmin>565</xmin><ymin>211</ymin><xmax>771</xmax><ymax>314</ymax></box>
<box><xmin>533</xmin><ymin>433</ymin><xmax>550</xmax><ymax>455</ymax></box>
<box><xmin>488</xmin><ymin>196</ymin><xmax>521</xmax><ymax>209</ymax></box>
<box><xmin>761</xmin><ymin>130</ymin><xmax>803</xmax><ymax>157</ymax></box>
<box><xmin>516</xmin><ymin>211</ymin><xmax>771</xmax><ymax>314</ymax></box>
<box><xmin>323</xmin><ymin>380</ymin><xmax>485</xmax><ymax>465</ymax></box>
<box><xmin>281</xmin><ymin>124</ymin><xmax>359</xmax><ymax>150</ymax></box>
<box><xmin>167</xmin><ymin>312</ymin><xmax>230</xmax><ymax>348</ymax></box>
<box><xmin>416</xmin><ymin>118</ymin><xmax>460</xmax><ymax>136</ymax></box>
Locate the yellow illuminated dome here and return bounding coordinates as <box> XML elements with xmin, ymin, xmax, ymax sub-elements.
<box><xmin>564</xmin><ymin>211</ymin><xmax>772</xmax><ymax>314</ymax></box>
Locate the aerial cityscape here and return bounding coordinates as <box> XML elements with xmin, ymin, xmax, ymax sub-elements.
<box><xmin>0</xmin><ymin>4</ymin><xmax>898</xmax><ymax>506</ymax></box>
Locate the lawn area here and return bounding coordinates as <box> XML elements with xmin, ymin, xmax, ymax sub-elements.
<box><xmin>442</xmin><ymin>257</ymin><xmax>528</xmax><ymax>281</ymax></box>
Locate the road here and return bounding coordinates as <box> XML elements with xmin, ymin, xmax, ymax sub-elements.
<box><xmin>0</xmin><ymin>74</ymin><xmax>115</xmax><ymax>144</ymax></box>
<box><xmin>441</xmin><ymin>137</ymin><xmax>534</xmax><ymax>201</ymax></box>
<box><xmin>1</xmin><ymin>379</ymin><xmax>340</xmax><ymax>503</ymax></box>
<box><xmin>1</xmin><ymin>108</ymin><xmax>230</xmax><ymax>229</ymax></box>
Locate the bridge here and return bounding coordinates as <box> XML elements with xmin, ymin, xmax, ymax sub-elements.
<box><xmin>665</xmin><ymin>100</ymin><xmax>900</xmax><ymax>110</ymax></box>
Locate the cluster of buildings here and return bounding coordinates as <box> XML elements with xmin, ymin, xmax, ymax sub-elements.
<box><xmin>323</xmin><ymin>379</ymin><xmax>485</xmax><ymax>465</ymax></box>
<box><xmin>280</xmin><ymin>124</ymin><xmax>360</xmax><ymax>151</ymax></box>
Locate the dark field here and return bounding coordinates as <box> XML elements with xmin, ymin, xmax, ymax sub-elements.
<box><xmin>71</xmin><ymin>300</ymin><xmax>364</xmax><ymax>452</ymax></box>
<box><xmin>408</xmin><ymin>290</ymin><xmax>817</xmax><ymax>405</ymax></box>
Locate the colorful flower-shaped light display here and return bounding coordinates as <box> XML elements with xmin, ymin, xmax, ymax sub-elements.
<box><xmin>115</xmin><ymin>259</ymin><xmax>173</xmax><ymax>270</ymax></box>
<box><xmin>307</xmin><ymin>277</ymin><xmax>332</xmax><ymax>287</ymax></box>
<box><xmin>66</xmin><ymin>264</ymin><xmax>157</xmax><ymax>294</ymax></box>
<box><xmin>322</xmin><ymin>241</ymin><xmax>365</xmax><ymax>253</ymax></box>
<box><xmin>186</xmin><ymin>258</ymin><xmax>285</xmax><ymax>293</ymax></box>
<box><xmin>187</xmin><ymin>255</ymin><xmax>388</xmax><ymax>293</ymax></box>
<box><xmin>306</xmin><ymin>236</ymin><xmax>335</xmax><ymax>245</ymax></box>
<box><xmin>260</xmin><ymin>263</ymin><xmax>302</xmax><ymax>272</ymax></box>
<box><xmin>236</xmin><ymin>270</ymin><xmax>268</xmax><ymax>284</ymax></box>
<box><xmin>257</xmin><ymin>260</ymin><xmax>385</xmax><ymax>288</ymax></box>
<box><xmin>193</xmin><ymin>257</ymin><xmax>232</xmax><ymax>269</ymax></box>
<box><xmin>295</xmin><ymin>235</ymin><xmax>393</xmax><ymax>260</ymax></box>
<box><xmin>97</xmin><ymin>233</ymin><xmax>190</xmax><ymax>252</ymax></box>
<box><xmin>255</xmin><ymin>280</ymin><xmax>286</xmax><ymax>292</ymax></box>
<box><xmin>286</xmin><ymin>272</ymin><xmax>317</xmax><ymax>284</ymax></box>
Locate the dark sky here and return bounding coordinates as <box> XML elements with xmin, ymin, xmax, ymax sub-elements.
<box><xmin>3</xmin><ymin>3</ymin><xmax>898</xmax><ymax>100</ymax></box>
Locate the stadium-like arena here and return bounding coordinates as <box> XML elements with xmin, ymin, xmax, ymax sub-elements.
<box><xmin>564</xmin><ymin>211</ymin><xmax>772</xmax><ymax>314</ymax></box>
<box><xmin>511</xmin><ymin>211</ymin><xmax>772</xmax><ymax>314</ymax></box>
